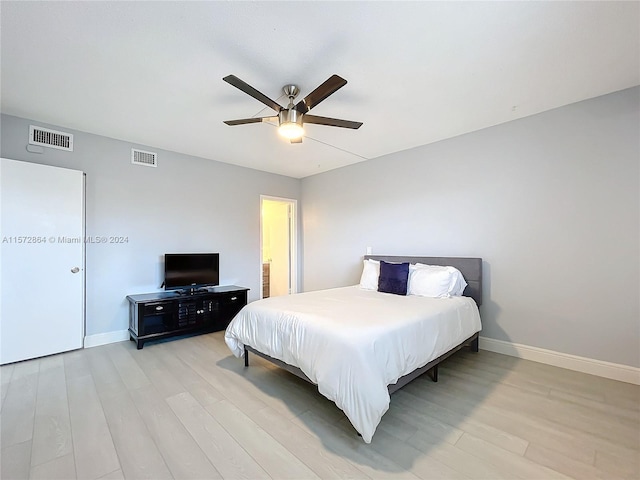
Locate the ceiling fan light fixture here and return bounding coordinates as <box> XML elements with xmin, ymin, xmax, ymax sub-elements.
<box><xmin>278</xmin><ymin>109</ymin><xmax>304</xmax><ymax>139</ymax></box>
<box><xmin>279</xmin><ymin>122</ymin><xmax>304</xmax><ymax>139</ymax></box>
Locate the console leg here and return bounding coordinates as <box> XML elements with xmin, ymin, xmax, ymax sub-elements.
<box><xmin>244</xmin><ymin>348</ymin><xmax>249</xmax><ymax>367</ymax></box>
<box><xmin>137</xmin><ymin>340</ymin><xmax>143</xmax><ymax>350</ymax></box>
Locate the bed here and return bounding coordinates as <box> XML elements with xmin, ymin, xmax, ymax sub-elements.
<box><xmin>224</xmin><ymin>255</ymin><xmax>482</xmax><ymax>442</ymax></box>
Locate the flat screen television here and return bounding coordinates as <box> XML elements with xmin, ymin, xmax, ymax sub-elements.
<box><xmin>164</xmin><ymin>253</ymin><xmax>219</xmax><ymax>292</ymax></box>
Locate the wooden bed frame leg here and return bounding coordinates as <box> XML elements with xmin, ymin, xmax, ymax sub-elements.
<box><xmin>471</xmin><ymin>336</ymin><xmax>479</xmax><ymax>353</ymax></box>
<box><xmin>244</xmin><ymin>348</ymin><xmax>249</xmax><ymax>367</ymax></box>
<box><xmin>428</xmin><ymin>365</ymin><xmax>439</xmax><ymax>382</ymax></box>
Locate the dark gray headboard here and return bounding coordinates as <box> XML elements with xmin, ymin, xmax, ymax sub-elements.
<box><xmin>364</xmin><ymin>255</ymin><xmax>483</xmax><ymax>306</ymax></box>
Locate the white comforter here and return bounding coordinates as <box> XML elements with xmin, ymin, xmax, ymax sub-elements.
<box><xmin>224</xmin><ymin>286</ymin><xmax>481</xmax><ymax>442</ymax></box>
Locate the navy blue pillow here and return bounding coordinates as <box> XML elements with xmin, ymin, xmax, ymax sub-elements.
<box><xmin>378</xmin><ymin>261</ymin><xmax>409</xmax><ymax>295</ymax></box>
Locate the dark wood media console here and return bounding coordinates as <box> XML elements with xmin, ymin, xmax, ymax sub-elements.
<box><xmin>126</xmin><ymin>285</ymin><xmax>248</xmax><ymax>349</ymax></box>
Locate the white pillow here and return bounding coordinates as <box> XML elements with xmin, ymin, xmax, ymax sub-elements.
<box><xmin>450</xmin><ymin>269</ymin><xmax>468</xmax><ymax>296</ymax></box>
<box><xmin>408</xmin><ymin>263</ymin><xmax>467</xmax><ymax>297</ymax></box>
<box><xmin>359</xmin><ymin>259</ymin><xmax>380</xmax><ymax>290</ymax></box>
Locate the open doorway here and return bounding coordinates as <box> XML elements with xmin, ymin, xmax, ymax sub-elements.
<box><xmin>260</xmin><ymin>196</ymin><xmax>298</xmax><ymax>298</ymax></box>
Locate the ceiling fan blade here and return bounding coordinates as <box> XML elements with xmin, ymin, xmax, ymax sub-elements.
<box><xmin>290</xmin><ymin>137</ymin><xmax>303</xmax><ymax>144</ymax></box>
<box><xmin>303</xmin><ymin>114</ymin><xmax>363</xmax><ymax>129</ymax></box>
<box><xmin>223</xmin><ymin>75</ymin><xmax>283</xmax><ymax>112</ymax></box>
<box><xmin>295</xmin><ymin>74</ymin><xmax>347</xmax><ymax>114</ymax></box>
<box><xmin>223</xmin><ymin>116</ymin><xmax>277</xmax><ymax>126</ymax></box>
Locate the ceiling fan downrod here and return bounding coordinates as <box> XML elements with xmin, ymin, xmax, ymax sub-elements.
<box><xmin>282</xmin><ymin>85</ymin><xmax>300</xmax><ymax>106</ymax></box>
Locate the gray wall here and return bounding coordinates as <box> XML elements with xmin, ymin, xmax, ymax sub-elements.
<box><xmin>301</xmin><ymin>87</ymin><xmax>640</xmax><ymax>368</ymax></box>
<box><xmin>1</xmin><ymin>114</ymin><xmax>301</xmax><ymax>337</ymax></box>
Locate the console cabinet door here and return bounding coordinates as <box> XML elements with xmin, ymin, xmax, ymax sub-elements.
<box><xmin>219</xmin><ymin>291</ymin><xmax>247</xmax><ymax>326</ymax></box>
<box><xmin>1</xmin><ymin>158</ymin><xmax>85</xmax><ymax>364</ymax></box>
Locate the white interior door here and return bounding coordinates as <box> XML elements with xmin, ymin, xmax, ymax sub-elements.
<box><xmin>1</xmin><ymin>158</ymin><xmax>85</xmax><ymax>364</ymax></box>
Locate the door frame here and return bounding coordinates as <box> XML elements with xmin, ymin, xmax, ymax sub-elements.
<box><xmin>260</xmin><ymin>195</ymin><xmax>298</xmax><ymax>298</ymax></box>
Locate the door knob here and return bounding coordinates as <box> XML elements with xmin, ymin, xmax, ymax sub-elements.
<box><xmin>71</xmin><ymin>267</ymin><xmax>80</xmax><ymax>273</ymax></box>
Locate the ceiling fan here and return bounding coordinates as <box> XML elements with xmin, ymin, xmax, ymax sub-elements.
<box><xmin>223</xmin><ymin>74</ymin><xmax>363</xmax><ymax>143</ymax></box>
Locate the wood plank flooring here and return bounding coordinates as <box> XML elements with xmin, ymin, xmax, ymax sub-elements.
<box><xmin>1</xmin><ymin>331</ymin><xmax>638</xmax><ymax>479</ymax></box>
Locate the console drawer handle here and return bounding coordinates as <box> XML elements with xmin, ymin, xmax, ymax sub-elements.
<box><xmin>231</xmin><ymin>297</ymin><xmax>237</xmax><ymax>301</ymax></box>
<box><xmin>155</xmin><ymin>306</ymin><xmax>163</xmax><ymax>311</ymax></box>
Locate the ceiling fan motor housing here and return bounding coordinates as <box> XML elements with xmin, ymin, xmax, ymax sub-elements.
<box><xmin>279</xmin><ymin>108</ymin><xmax>303</xmax><ymax>127</ymax></box>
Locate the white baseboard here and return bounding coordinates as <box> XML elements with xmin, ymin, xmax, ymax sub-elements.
<box><xmin>84</xmin><ymin>330</ymin><xmax>129</xmax><ymax>348</ymax></box>
<box><xmin>479</xmin><ymin>336</ymin><xmax>640</xmax><ymax>385</ymax></box>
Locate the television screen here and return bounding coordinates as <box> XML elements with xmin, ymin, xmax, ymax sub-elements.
<box><xmin>164</xmin><ymin>253</ymin><xmax>219</xmax><ymax>290</ymax></box>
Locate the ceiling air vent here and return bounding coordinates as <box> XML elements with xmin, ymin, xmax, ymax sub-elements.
<box><xmin>131</xmin><ymin>148</ymin><xmax>157</xmax><ymax>167</ymax></box>
<box><xmin>29</xmin><ymin>125</ymin><xmax>73</xmax><ymax>151</ymax></box>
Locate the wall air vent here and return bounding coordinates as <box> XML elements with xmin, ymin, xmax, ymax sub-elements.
<box><xmin>131</xmin><ymin>148</ymin><xmax>157</xmax><ymax>167</ymax></box>
<box><xmin>29</xmin><ymin>125</ymin><xmax>73</xmax><ymax>151</ymax></box>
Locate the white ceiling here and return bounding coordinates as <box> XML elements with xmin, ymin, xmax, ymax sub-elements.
<box><xmin>2</xmin><ymin>2</ymin><xmax>638</xmax><ymax>179</ymax></box>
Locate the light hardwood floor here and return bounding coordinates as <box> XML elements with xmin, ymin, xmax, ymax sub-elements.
<box><xmin>1</xmin><ymin>331</ymin><xmax>638</xmax><ymax>480</ymax></box>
